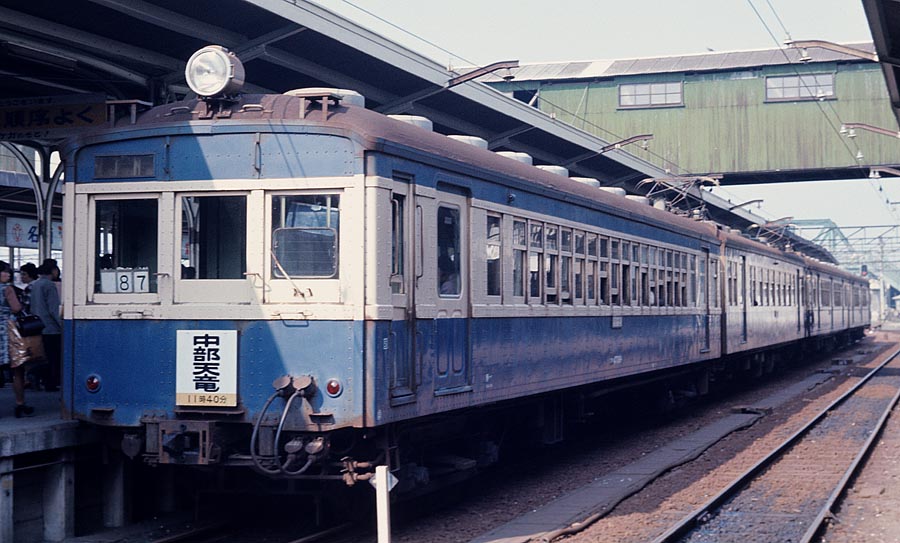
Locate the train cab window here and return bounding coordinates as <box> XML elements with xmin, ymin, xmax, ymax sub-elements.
<box><xmin>272</xmin><ymin>194</ymin><xmax>340</xmax><ymax>278</ymax></box>
<box><xmin>512</xmin><ymin>220</ymin><xmax>527</xmax><ymax>298</ymax></box>
<box><xmin>95</xmin><ymin>198</ymin><xmax>158</xmax><ymax>293</ymax></box>
<box><xmin>437</xmin><ymin>206</ymin><xmax>461</xmax><ymax>297</ymax></box>
<box><xmin>486</xmin><ymin>215</ymin><xmax>501</xmax><ymax>297</ymax></box>
<box><xmin>180</xmin><ymin>195</ymin><xmax>246</xmax><ymax>279</ymax></box>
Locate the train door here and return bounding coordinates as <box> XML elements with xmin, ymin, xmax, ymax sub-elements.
<box><xmin>428</xmin><ymin>190</ymin><xmax>471</xmax><ymax>394</ymax></box>
<box><xmin>740</xmin><ymin>255</ymin><xmax>748</xmax><ymax>343</ymax></box>
<box><xmin>699</xmin><ymin>248</ymin><xmax>710</xmax><ymax>352</ymax></box>
<box><xmin>829</xmin><ymin>279</ymin><xmax>835</xmax><ymax>329</ymax></box>
<box><xmin>816</xmin><ymin>274</ymin><xmax>822</xmax><ymax>331</ymax></box>
<box><xmin>388</xmin><ymin>179</ymin><xmax>417</xmax><ymax>402</ymax></box>
<box><xmin>796</xmin><ymin>270</ymin><xmax>802</xmax><ymax>333</ymax></box>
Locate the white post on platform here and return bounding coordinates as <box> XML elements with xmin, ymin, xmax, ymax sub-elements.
<box><xmin>375</xmin><ymin>465</ymin><xmax>392</xmax><ymax>543</ymax></box>
<box><xmin>0</xmin><ymin>458</ymin><xmax>13</xmax><ymax>543</ymax></box>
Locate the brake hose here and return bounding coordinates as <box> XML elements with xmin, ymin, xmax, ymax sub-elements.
<box><xmin>274</xmin><ymin>389</ymin><xmax>303</xmax><ymax>474</ymax></box>
<box><xmin>250</xmin><ymin>390</ymin><xmax>283</xmax><ymax>476</ymax></box>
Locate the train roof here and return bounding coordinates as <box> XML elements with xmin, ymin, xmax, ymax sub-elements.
<box><xmin>91</xmin><ymin>92</ymin><xmax>855</xmax><ymax>275</ymax></box>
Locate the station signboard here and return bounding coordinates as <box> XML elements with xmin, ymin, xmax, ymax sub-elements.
<box><xmin>0</xmin><ymin>94</ymin><xmax>107</xmax><ymax>141</ymax></box>
<box><xmin>5</xmin><ymin>217</ymin><xmax>63</xmax><ymax>250</ymax></box>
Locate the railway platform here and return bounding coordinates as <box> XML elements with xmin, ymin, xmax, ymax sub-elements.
<box><xmin>0</xmin><ymin>386</ymin><xmax>101</xmax><ymax>543</ymax></box>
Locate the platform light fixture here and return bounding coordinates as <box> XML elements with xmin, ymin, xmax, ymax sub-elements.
<box><xmin>783</xmin><ymin>40</ymin><xmax>878</xmax><ymax>62</ymax></box>
<box><xmin>841</xmin><ymin>122</ymin><xmax>900</xmax><ymax>139</ymax></box>
<box><xmin>870</xmin><ymin>166</ymin><xmax>900</xmax><ymax>178</ymax></box>
<box><xmin>185</xmin><ymin>45</ymin><xmax>245</xmax><ymax>97</ymax></box>
<box><xmin>377</xmin><ymin>59</ymin><xmax>519</xmax><ymax>114</ymax></box>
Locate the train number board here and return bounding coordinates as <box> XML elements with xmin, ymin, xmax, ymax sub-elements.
<box><xmin>176</xmin><ymin>330</ymin><xmax>238</xmax><ymax>407</ymax></box>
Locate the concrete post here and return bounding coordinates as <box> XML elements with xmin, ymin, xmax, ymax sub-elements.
<box><xmin>42</xmin><ymin>452</ymin><xmax>75</xmax><ymax>542</ymax></box>
<box><xmin>0</xmin><ymin>458</ymin><xmax>12</xmax><ymax>543</ymax></box>
<box><xmin>102</xmin><ymin>453</ymin><xmax>129</xmax><ymax>528</ymax></box>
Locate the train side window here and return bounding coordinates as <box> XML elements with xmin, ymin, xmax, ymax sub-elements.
<box><xmin>689</xmin><ymin>254</ymin><xmax>697</xmax><ymax>307</ymax></box>
<box><xmin>666</xmin><ymin>250</ymin><xmax>674</xmax><ymax>306</ymax></box>
<box><xmin>545</xmin><ymin>225</ymin><xmax>558</xmax><ymax>303</ymax></box>
<box><xmin>657</xmin><ymin>249</ymin><xmax>665</xmax><ymax>307</ymax></box>
<box><xmin>512</xmin><ymin>220</ymin><xmax>527</xmax><ymax>298</ymax></box>
<box><xmin>391</xmin><ymin>194</ymin><xmax>405</xmax><ymax>294</ymax></box>
<box><xmin>610</xmin><ymin>239</ymin><xmax>620</xmax><ymax>305</ymax></box>
<box><xmin>437</xmin><ymin>206</ymin><xmax>461</xmax><ymax>297</ymax></box>
<box><xmin>180</xmin><ymin>195</ymin><xmax>246</xmax><ymax>280</ymax></box>
<box><xmin>95</xmin><ymin>198</ymin><xmax>158</xmax><ymax>293</ymax></box>
<box><xmin>681</xmin><ymin>254</ymin><xmax>689</xmax><ymax>307</ymax></box>
<box><xmin>697</xmin><ymin>254</ymin><xmax>707</xmax><ymax>308</ymax></box>
<box><xmin>486</xmin><ymin>215</ymin><xmax>501</xmax><ymax>297</ymax></box>
<box><xmin>599</xmin><ymin>236</ymin><xmax>609</xmax><ymax>305</ymax></box>
<box><xmin>710</xmin><ymin>258</ymin><xmax>719</xmax><ymax>308</ymax></box>
<box><xmin>586</xmin><ymin>234</ymin><xmax>597</xmax><ymax>304</ymax></box>
<box><xmin>528</xmin><ymin>222</ymin><xmax>544</xmax><ymax>302</ymax></box>
<box><xmin>574</xmin><ymin>231</ymin><xmax>585</xmax><ymax>303</ymax></box>
<box><xmin>272</xmin><ymin>194</ymin><xmax>340</xmax><ymax>278</ymax></box>
<box><xmin>561</xmin><ymin>229</ymin><xmax>573</xmax><ymax>305</ymax></box>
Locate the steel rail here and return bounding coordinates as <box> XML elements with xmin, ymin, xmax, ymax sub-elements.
<box><xmin>799</xmin><ymin>356</ymin><xmax>900</xmax><ymax>542</ymax></box>
<box><xmin>651</xmin><ymin>344</ymin><xmax>900</xmax><ymax>543</ymax></box>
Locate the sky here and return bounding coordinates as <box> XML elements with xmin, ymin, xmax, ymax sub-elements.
<box><xmin>310</xmin><ymin>0</ymin><xmax>897</xmax><ymax>230</ymax></box>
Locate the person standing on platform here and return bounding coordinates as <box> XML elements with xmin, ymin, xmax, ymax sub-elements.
<box><xmin>19</xmin><ymin>263</ymin><xmax>37</xmax><ymax>312</ymax></box>
<box><xmin>0</xmin><ymin>261</ymin><xmax>32</xmax><ymax>417</ymax></box>
<box><xmin>31</xmin><ymin>262</ymin><xmax>62</xmax><ymax>393</ymax></box>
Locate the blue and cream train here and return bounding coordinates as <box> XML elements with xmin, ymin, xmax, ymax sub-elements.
<box><xmin>60</xmin><ymin>68</ymin><xmax>869</xmax><ymax>487</ymax></box>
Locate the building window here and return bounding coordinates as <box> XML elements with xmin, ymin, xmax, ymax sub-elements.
<box><xmin>765</xmin><ymin>74</ymin><xmax>834</xmax><ymax>101</ymax></box>
<box><xmin>619</xmin><ymin>82</ymin><xmax>683</xmax><ymax>108</ymax></box>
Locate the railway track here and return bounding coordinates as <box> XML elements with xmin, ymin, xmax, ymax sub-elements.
<box><xmin>650</xmin><ymin>344</ymin><xmax>900</xmax><ymax>543</ymax></box>
<box><xmin>145</xmin><ymin>520</ymin><xmax>354</xmax><ymax>543</ymax></box>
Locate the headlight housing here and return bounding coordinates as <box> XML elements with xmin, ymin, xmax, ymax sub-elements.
<box><xmin>185</xmin><ymin>45</ymin><xmax>245</xmax><ymax>97</ymax></box>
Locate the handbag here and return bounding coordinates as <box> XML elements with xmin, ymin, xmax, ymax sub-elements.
<box><xmin>7</xmin><ymin>319</ymin><xmax>45</xmax><ymax>369</ymax></box>
<box><xmin>16</xmin><ymin>312</ymin><xmax>44</xmax><ymax>337</ymax></box>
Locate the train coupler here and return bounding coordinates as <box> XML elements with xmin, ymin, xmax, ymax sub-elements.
<box><xmin>157</xmin><ymin>420</ymin><xmax>221</xmax><ymax>465</ymax></box>
<box><xmin>340</xmin><ymin>457</ymin><xmax>375</xmax><ymax>486</ymax></box>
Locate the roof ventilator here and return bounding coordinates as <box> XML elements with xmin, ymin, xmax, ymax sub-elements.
<box><xmin>536</xmin><ymin>165</ymin><xmax>569</xmax><ymax>176</ymax></box>
<box><xmin>447</xmin><ymin>135</ymin><xmax>488</xmax><ymax>149</ymax></box>
<box><xmin>496</xmin><ymin>151</ymin><xmax>533</xmax><ymax>165</ymax></box>
<box><xmin>388</xmin><ymin>115</ymin><xmax>433</xmax><ymax>131</ymax></box>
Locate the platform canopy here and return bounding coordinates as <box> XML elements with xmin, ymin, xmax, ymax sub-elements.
<box><xmin>863</xmin><ymin>0</ymin><xmax>900</xmax><ymax>128</ymax></box>
<box><xmin>0</xmin><ymin>0</ymin><xmax>835</xmax><ymax>262</ymax></box>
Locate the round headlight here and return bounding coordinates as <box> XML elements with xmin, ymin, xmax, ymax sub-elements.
<box><xmin>185</xmin><ymin>45</ymin><xmax>245</xmax><ymax>97</ymax></box>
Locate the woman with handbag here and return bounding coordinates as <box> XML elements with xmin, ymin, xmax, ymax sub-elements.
<box><xmin>0</xmin><ymin>261</ymin><xmax>33</xmax><ymax>417</ymax></box>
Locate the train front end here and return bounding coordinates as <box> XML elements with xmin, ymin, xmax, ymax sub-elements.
<box><xmin>61</xmin><ymin>48</ymin><xmax>373</xmax><ymax>481</ymax></box>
